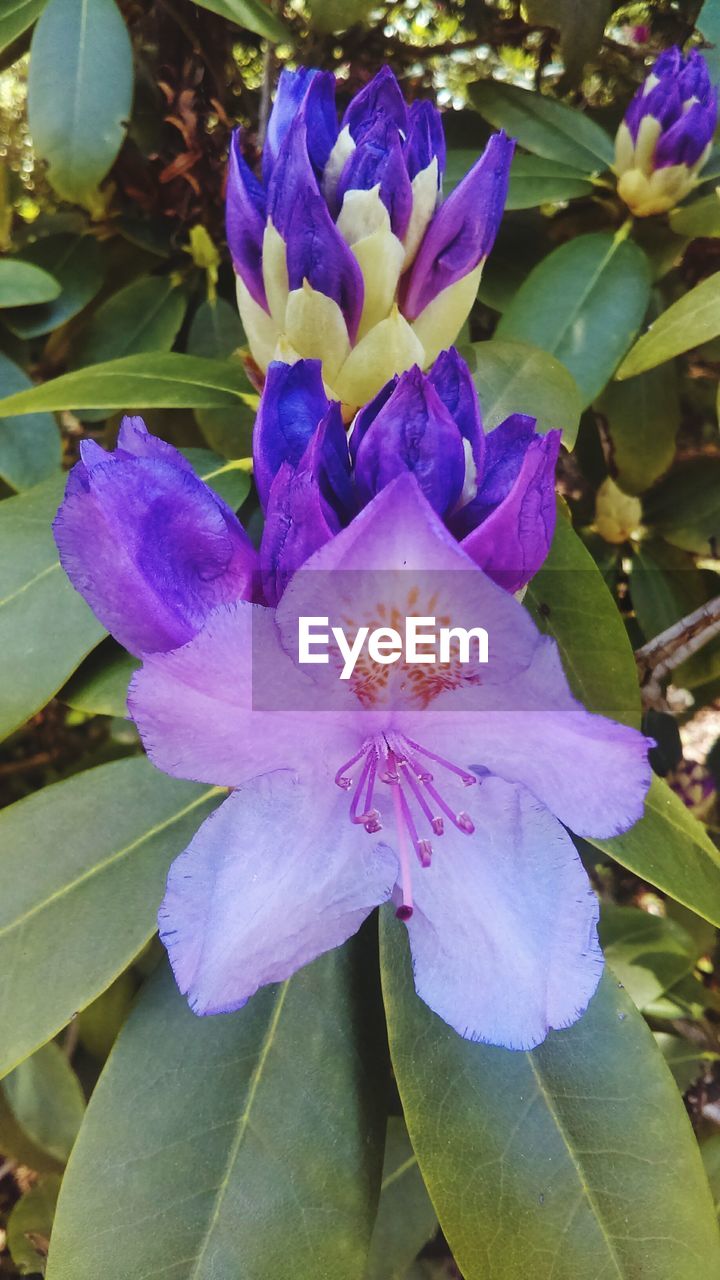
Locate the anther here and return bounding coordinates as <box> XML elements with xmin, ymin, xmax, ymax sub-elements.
<box><xmin>457</xmin><ymin>812</ymin><xmax>475</xmax><ymax>833</ymax></box>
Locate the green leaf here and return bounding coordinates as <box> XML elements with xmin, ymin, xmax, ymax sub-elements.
<box><xmin>595</xmin><ymin>362</ymin><xmax>679</xmax><ymax>494</ymax></box>
<box><xmin>0</xmin><ymin>258</ymin><xmax>60</xmax><ymax>307</ymax></box>
<box><xmin>524</xmin><ymin>0</ymin><xmax>614</xmax><ymax>88</ymax></box>
<box><xmin>497</xmin><ymin>232</ymin><xmax>652</xmax><ymax>406</ymax></box>
<box><xmin>47</xmin><ymin>948</ymin><xmax>386</xmax><ymax>1280</ymax></box>
<box><xmin>617</xmin><ymin>271</ymin><xmax>720</xmax><ymax>378</ymax></box>
<box><xmin>701</xmin><ymin>1134</ymin><xmax>720</xmax><ymax>1215</ymax></box>
<box><xmin>76</xmin><ymin>971</ymin><xmax>135</xmax><ymax>1060</ymax></box>
<box><xmin>654</xmin><ymin>1032</ymin><xmax>717</xmax><ymax>1091</ymax></box>
<box><xmin>525</xmin><ymin>502</ymin><xmax>642</xmax><ymax>723</ymax></box>
<box><xmin>469</xmin><ymin>79</ymin><xmax>614</xmax><ymax>172</ymax></box>
<box><xmin>27</xmin><ymin>0</ymin><xmax>133</xmax><ymax>207</ymax></box>
<box><xmin>365</xmin><ymin>1117</ymin><xmax>437</xmax><ymax>1280</ymax></box>
<box><xmin>2</xmin><ymin>1043</ymin><xmax>85</xmax><ymax>1163</ymax></box>
<box><xmin>669</xmin><ymin>194</ymin><xmax>720</xmax><ymax>238</ymax></box>
<box><xmin>0</xmin><ymin>0</ymin><xmax>47</xmax><ymax>55</ymax></box>
<box><xmin>700</xmin><ymin>0</ymin><xmax>720</xmax><ymax>84</ymax></box>
<box><xmin>643</xmin><ymin>457</ymin><xmax>720</xmax><ymax>555</ymax></box>
<box><xmin>306</xmin><ymin>0</ymin><xmax>375</xmax><ymax>33</ymax></box>
<box><xmin>598</xmin><ymin>904</ymin><xmax>696</xmax><ymax>1011</ymax></box>
<box><xmin>0</xmin><ymin>351</ymin><xmax>60</xmax><ymax>490</ymax></box>
<box><xmin>74</xmin><ymin>275</ymin><xmax>188</xmax><ymax>366</ymax></box>
<box><xmin>631</xmin><ymin>541</ymin><xmax>720</xmax><ymax>688</ymax></box>
<box><xmin>191</xmin><ymin>0</ymin><xmax>289</xmax><ymax>40</ymax></box>
<box><xmin>470</xmin><ymin>337</ymin><xmax>581</xmax><ymax>446</ymax></box>
<box><xmin>0</xmin><ymin>352</ymin><xmax>256</xmax><ymax>414</ymax></box>
<box><xmin>180</xmin><ymin>448</ymin><xmax>252</xmax><ymax>509</ymax></box>
<box><xmin>0</xmin><ymin>476</ymin><xmax>105</xmax><ymax>741</ymax></box>
<box><xmin>3</xmin><ymin>234</ymin><xmax>104</xmax><ymax>339</ymax></box>
<box><xmin>590</xmin><ymin>774</ymin><xmax>720</xmax><ymax>929</ymax></box>
<box><xmin>445</xmin><ymin>150</ymin><xmax>593</xmax><ymax>205</ymax></box>
<box><xmin>7</xmin><ymin>1174</ymin><xmax>60</xmax><ymax>1275</ymax></box>
<box><xmin>187</xmin><ymin>298</ymin><xmax>255</xmax><ymax>458</ymax></box>
<box><xmin>60</xmin><ymin>640</ymin><xmax>138</xmax><ymax>717</ymax></box>
<box><xmin>0</xmin><ymin>757</ymin><xmax>221</xmax><ymax>1078</ymax></box>
<box><xmin>381</xmin><ymin>918</ymin><xmax>720</xmax><ymax>1280</ymax></box>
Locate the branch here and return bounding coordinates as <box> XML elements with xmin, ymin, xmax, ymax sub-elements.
<box><xmin>635</xmin><ymin>595</ymin><xmax>720</xmax><ymax>708</ymax></box>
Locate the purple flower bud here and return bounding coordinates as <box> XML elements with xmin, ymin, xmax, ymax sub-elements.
<box><xmin>253</xmin><ymin>359</ymin><xmax>330</xmax><ymax>508</ymax></box>
<box><xmin>53</xmin><ymin>417</ymin><xmax>258</xmax><ymax>656</ymax></box>
<box><xmin>615</xmin><ymin>46</ymin><xmax>718</xmax><ymax>216</ymax></box>
<box><xmin>225</xmin><ymin>65</ymin><xmax>513</xmax><ymax>410</ymax></box>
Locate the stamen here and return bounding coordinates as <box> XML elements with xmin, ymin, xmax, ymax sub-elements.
<box><xmin>399</xmin><ymin>755</ymin><xmax>444</xmax><ymax>835</ymax></box>
<box><xmin>404</xmin><ymin>738</ymin><xmax>478</xmax><ymax>787</ymax></box>
<box><xmin>335</xmin><ymin>743</ymin><xmax>370</xmax><ymax>790</ymax></box>
<box><xmin>397</xmin><ymin>782</ymin><xmax>433</xmax><ymax>869</ymax></box>
<box><xmin>422</xmin><ymin>777</ymin><xmax>476</xmax><ymax>834</ymax></box>
<box><xmin>390</xmin><ymin>766</ymin><xmax>414</xmax><ymax>920</ymax></box>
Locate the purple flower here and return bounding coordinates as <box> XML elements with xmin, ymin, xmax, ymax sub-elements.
<box><xmin>53</xmin><ymin>416</ymin><xmax>258</xmax><ymax>655</ymax></box>
<box><xmin>122</xmin><ymin>476</ymin><xmax>651</xmax><ymax>1050</ymax></box>
<box><xmin>226</xmin><ymin>65</ymin><xmax>514</xmax><ymax>410</ymax></box>
<box><xmin>615</xmin><ymin>46</ymin><xmax>717</xmax><ymax>215</ymax></box>
<box><xmin>255</xmin><ymin>351</ymin><xmax>561</xmax><ymax>602</ymax></box>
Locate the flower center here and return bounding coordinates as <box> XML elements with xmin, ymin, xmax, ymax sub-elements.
<box><xmin>334</xmin><ymin>731</ymin><xmax>477</xmax><ymax>919</ymax></box>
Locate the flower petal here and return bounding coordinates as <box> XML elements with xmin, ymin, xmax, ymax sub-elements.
<box><xmin>160</xmin><ymin>774</ymin><xmax>398</xmax><ymax>1015</ymax></box>
<box><xmin>403</xmin><ymin>775</ymin><xmax>603</xmax><ymax>1048</ymax></box>
<box><xmin>226</xmin><ymin>130</ymin><xmax>267</xmax><ymax>310</ymax></box>
<box><xmin>427</xmin><ymin>347</ymin><xmax>484</xmax><ymax>473</ymax></box>
<box><xmin>342</xmin><ymin>65</ymin><xmax>409</xmax><ymax>139</ymax></box>
<box><xmin>253</xmin><ymin>358</ymin><xmax>329</xmax><ymax>509</ymax></box>
<box><xmin>263</xmin><ymin>68</ymin><xmax>337</xmax><ymax>183</ymax></box>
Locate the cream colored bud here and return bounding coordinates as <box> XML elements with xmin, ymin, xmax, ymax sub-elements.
<box><xmin>594</xmin><ymin>478</ymin><xmax>643</xmax><ymax>544</ymax></box>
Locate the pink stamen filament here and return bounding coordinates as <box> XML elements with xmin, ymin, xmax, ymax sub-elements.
<box><xmin>390</xmin><ymin>763</ymin><xmax>414</xmax><ymax>919</ymax></box>
<box><xmin>404</xmin><ymin>737</ymin><xmax>478</xmax><ymax>787</ymax></box>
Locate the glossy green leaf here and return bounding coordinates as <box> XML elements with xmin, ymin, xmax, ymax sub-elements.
<box><xmin>76</xmin><ymin>971</ymin><xmax>135</xmax><ymax>1060</ymax></box>
<box><xmin>596</xmin><ymin>362</ymin><xmax>679</xmax><ymax>495</ymax></box>
<box><xmin>702</xmin><ymin>1134</ymin><xmax>720</xmax><ymax>1215</ymax></box>
<box><xmin>48</xmin><ymin>948</ymin><xmax>386</xmax><ymax>1280</ymax></box>
<box><xmin>7</xmin><ymin>1175</ymin><xmax>60</xmax><ymax>1275</ymax></box>
<box><xmin>445</xmin><ymin>150</ymin><xmax>593</xmax><ymax>205</ymax></box>
<box><xmin>470</xmin><ymin>338</ymin><xmax>581</xmax><ymax>446</ymax></box>
<box><xmin>617</xmin><ymin>271</ymin><xmax>720</xmax><ymax>378</ymax></box>
<box><xmin>27</xmin><ymin>0</ymin><xmax>133</xmax><ymax>206</ymax></box>
<box><xmin>0</xmin><ymin>756</ymin><xmax>221</xmax><ymax>1079</ymax></box>
<box><xmin>0</xmin><ymin>257</ymin><xmax>60</xmax><ymax>307</ymax></box>
<box><xmin>590</xmin><ymin>774</ymin><xmax>720</xmax><ymax>929</ymax></box>
<box><xmin>381</xmin><ymin>918</ymin><xmax>720</xmax><ymax>1280</ymax></box>
<box><xmin>0</xmin><ymin>476</ymin><xmax>105</xmax><ymax>741</ymax></box>
<box><xmin>365</xmin><ymin>1116</ymin><xmax>437</xmax><ymax>1280</ymax></box>
<box><xmin>187</xmin><ymin>298</ymin><xmax>255</xmax><ymax>458</ymax></box>
<box><xmin>598</xmin><ymin>904</ymin><xmax>696</xmax><ymax>1010</ymax></box>
<box><xmin>3</xmin><ymin>234</ymin><xmax>104</xmax><ymax>339</ymax></box>
<box><xmin>498</xmin><ymin>232</ymin><xmax>652</xmax><ymax>406</ymax></box>
<box><xmin>669</xmin><ymin>194</ymin><xmax>720</xmax><ymax>238</ymax></box>
<box><xmin>525</xmin><ymin>502</ymin><xmax>641</xmax><ymax>723</ymax></box>
<box><xmin>0</xmin><ymin>351</ymin><xmax>256</xmax><ymax>414</ymax></box>
<box><xmin>60</xmin><ymin>640</ymin><xmax>138</xmax><ymax>717</ymax></box>
<box><xmin>700</xmin><ymin>0</ymin><xmax>720</xmax><ymax>84</ymax></box>
<box><xmin>0</xmin><ymin>351</ymin><xmax>60</xmax><ymax>490</ymax></box>
<box><xmin>654</xmin><ymin>1032</ymin><xmax>716</xmax><ymax>1091</ymax></box>
<box><xmin>2</xmin><ymin>1043</ymin><xmax>85</xmax><ymax>1163</ymax></box>
<box><xmin>469</xmin><ymin>79</ymin><xmax>614</xmax><ymax>172</ymax></box>
<box><xmin>192</xmin><ymin>0</ymin><xmax>289</xmax><ymax>40</ymax></box>
<box><xmin>74</xmin><ymin>275</ymin><xmax>188</xmax><ymax>367</ymax></box>
<box><xmin>0</xmin><ymin>0</ymin><xmax>47</xmax><ymax>55</ymax></box>
<box><xmin>642</xmin><ymin>457</ymin><xmax>720</xmax><ymax>555</ymax></box>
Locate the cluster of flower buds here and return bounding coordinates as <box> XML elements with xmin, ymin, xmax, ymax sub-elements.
<box><xmin>614</xmin><ymin>47</ymin><xmax>717</xmax><ymax>216</ymax></box>
<box><xmin>254</xmin><ymin>350</ymin><xmax>560</xmax><ymax>603</ymax></box>
<box><xmin>227</xmin><ymin>66</ymin><xmax>513</xmax><ymax>411</ymax></box>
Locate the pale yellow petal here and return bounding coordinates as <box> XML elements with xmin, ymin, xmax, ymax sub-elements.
<box><xmin>235</xmin><ymin>275</ymin><xmax>279</xmax><ymax>373</ymax></box>
<box><xmin>337</xmin><ymin>185</ymin><xmax>390</xmax><ymax>245</ymax></box>
<box><xmin>613</xmin><ymin>121</ymin><xmax>635</xmax><ymax>177</ymax></box>
<box><xmin>618</xmin><ymin>164</ymin><xmax>695</xmax><ymax>216</ymax></box>
<box><xmin>403</xmin><ymin>159</ymin><xmax>439</xmax><ymax>267</ymax></box>
<box><xmin>410</xmin><ymin>263</ymin><xmax>483</xmax><ymax>367</ymax></box>
<box><xmin>352</xmin><ymin>225</ymin><xmax>406</xmax><ymax>339</ymax></box>
<box><xmin>322</xmin><ymin>124</ymin><xmax>355</xmax><ymax>203</ymax></box>
<box><xmin>283</xmin><ymin>280</ymin><xmax>351</xmax><ymax>385</ymax></box>
<box><xmin>262</xmin><ymin>219</ymin><xmax>289</xmax><ymax>327</ymax></box>
<box><xmin>633</xmin><ymin>114</ymin><xmax>662</xmax><ymax>176</ymax></box>
<box><xmin>333</xmin><ymin>305</ymin><xmax>425</xmax><ymax>409</ymax></box>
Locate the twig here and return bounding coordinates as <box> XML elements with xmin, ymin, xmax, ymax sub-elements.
<box><xmin>0</xmin><ymin>1158</ymin><xmax>17</xmax><ymax>1184</ymax></box>
<box><xmin>636</xmin><ymin>595</ymin><xmax>720</xmax><ymax>708</ymax></box>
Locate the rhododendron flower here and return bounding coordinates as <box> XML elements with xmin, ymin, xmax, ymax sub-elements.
<box><xmin>55</xmin><ymin>439</ymin><xmax>651</xmax><ymax>1048</ymax></box>
<box><xmin>256</xmin><ymin>349</ymin><xmax>560</xmax><ymax>601</ymax></box>
<box><xmin>614</xmin><ymin>47</ymin><xmax>717</xmax><ymax>216</ymax></box>
<box><xmin>226</xmin><ymin>65</ymin><xmax>514</xmax><ymax>409</ymax></box>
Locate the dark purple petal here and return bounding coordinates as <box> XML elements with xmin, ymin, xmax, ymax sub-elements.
<box><xmin>253</xmin><ymin>359</ymin><xmax>329</xmax><ymax>510</ymax></box>
<box><xmin>306</xmin><ymin>400</ymin><xmax>356</xmax><ymax>522</ymax></box>
<box><xmin>353</xmin><ymin>366</ymin><xmax>465</xmax><ymax>516</ymax></box>
<box><xmin>678</xmin><ymin>49</ymin><xmax>712</xmax><ymax>103</ymax></box>
<box><xmin>260</xmin><ymin>457</ymin><xmax>340</xmax><ymax>604</ymax></box>
<box><xmin>405</xmin><ymin>99</ymin><xmax>446</xmax><ymax>182</ymax></box>
<box><xmin>54</xmin><ymin>423</ymin><xmax>258</xmax><ymax>656</ymax></box>
<box><xmin>263</xmin><ymin>68</ymin><xmax>338</xmax><ymax>183</ymax></box>
<box><xmin>427</xmin><ymin>347</ymin><xmax>483</xmax><ymax>473</ymax></box>
<box><xmin>336</xmin><ymin>115</ymin><xmax>413</xmax><ymax>238</ymax></box>
<box><xmin>268</xmin><ymin>114</ymin><xmax>364</xmax><ymax>339</ymax></box>
<box><xmin>159</xmin><ymin>774</ymin><xmax>397</xmax><ymax>1016</ymax></box>
<box><xmin>458</xmin><ymin>428</ymin><xmax>561</xmax><ymax>593</ymax></box>
<box><xmin>655</xmin><ymin>94</ymin><xmax>718</xmax><ymax>168</ymax></box>
<box><xmin>342</xmin><ymin>65</ymin><xmax>409</xmax><ymax>139</ymax></box>
<box><xmin>225</xmin><ymin>130</ymin><xmax>267</xmax><ymax>309</ymax></box>
<box><xmin>349</xmin><ymin>375</ymin><xmax>399</xmax><ymax>463</ymax></box>
<box><xmin>401</xmin><ymin>131</ymin><xmax>514</xmax><ymax>322</ymax></box>
<box><xmin>404</xmin><ymin>776</ymin><xmax>603</xmax><ymax>1047</ymax></box>
<box><xmin>453</xmin><ymin>412</ymin><xmax>535</xmax><ymax>533</ymax></box>
<box><xmin>624</xmin><ymin>79</ymin><xmax>682</xmax><ymax>140</ymax></box>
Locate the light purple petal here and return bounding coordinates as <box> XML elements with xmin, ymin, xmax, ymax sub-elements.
<box><xmin>159</xmin><ymin>773</ymin><xmax>398</xmax><ymax>1015</ymax></box>
<box><xmin>403</xmin><ymin>775</ymin><xmax>603</xmax><ymax>1048</ymax></box>
<box><xmin>260</xmin><ymin>458</ymin><xmax>339</xmax><ymax>605</ymax></box>
<box><xmin>401</xmin><ymin>131</ymin><xmax>514</xmax><ymax>322</ymax></box>
<box><xmin>263</xmin><ymin>68</ymin><xmax>337</xmax><ymax>183</ymax></box>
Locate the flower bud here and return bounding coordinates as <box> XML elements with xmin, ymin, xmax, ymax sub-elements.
<box><xmin>226</xmin><ymin>67</ymin><xmax>513</xmax><ymax>412</ymax></box>
<box><xmin>614</xmin><ymin>47</ymin><xmax>717</xmax><ymax>216</ymax></box>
